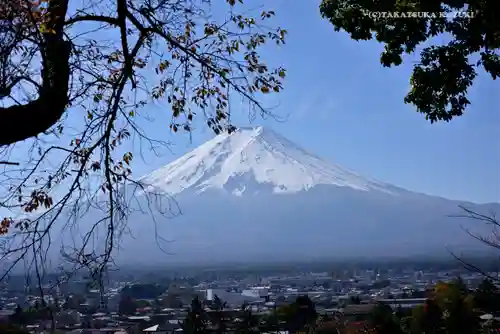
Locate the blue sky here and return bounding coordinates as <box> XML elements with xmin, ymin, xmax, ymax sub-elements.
<box><xmin>4</xmin><ymin>0</ymin><xmax>496</xmax><ymax>206</ymax></box>
<box><xmin>130</xmin><ymin>0</ymin><xmax>499</xmax><ymax>204</ymax></box>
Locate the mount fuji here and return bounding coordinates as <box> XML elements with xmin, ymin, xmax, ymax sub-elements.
<box><xmin>139</xmin><ymin>126</ymin><xmax>399</xmax><ymax>197</ymax></box>
<box><xmin>90</xmin><ymin>127</ymin><xmax>500</xmax><ymax>265</ymax></box>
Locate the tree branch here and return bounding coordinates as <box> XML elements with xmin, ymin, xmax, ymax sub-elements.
<box><xmin>64</xmin><ymin>15</ymin><xmax>119</xmax><ymax>26</ymax></box>
<box><xmin>0</xmin><ymin>0</ymin><xmax>70</xmax><ymax>146</ymax></box>
<box><xmin>0</xmin><ymin>160</ymin><xmax>19</xmax><ymax>166</ymax></box>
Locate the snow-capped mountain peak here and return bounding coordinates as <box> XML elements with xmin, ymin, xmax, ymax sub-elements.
<box><xmin>139</xmin><ymin>126</ymin><xmax>396</xmax><ymax>195</ymax></box>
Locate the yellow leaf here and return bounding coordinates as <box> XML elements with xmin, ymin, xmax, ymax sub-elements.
<box><xmin>261</xmin><ymin>86</ymin><xmax>270</xmax><ymax>93</ymax></box>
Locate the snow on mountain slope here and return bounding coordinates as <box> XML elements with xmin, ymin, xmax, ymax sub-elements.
<box><xmin>139</xmin><ymin>126</ymin><xmax>397</xmax><ymax>196</ymax></box>
<box><xmin>51</xmin><ymin>126</ymin><xmax>498</xmax><ymax>265</ymax></box>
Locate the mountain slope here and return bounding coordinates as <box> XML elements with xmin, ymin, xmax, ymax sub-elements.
<box><xmin>139</xmin><ymin>126</ymin><xmax>399</xmax><ymax>196</ymax></box>
<box><xmin>52</xmin><ymin>126</ymin><xmax>498</xmax><ymax>266</ymax></box>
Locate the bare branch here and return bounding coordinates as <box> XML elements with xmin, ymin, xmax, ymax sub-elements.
<box><xmin>0</xmin><ymin>160</ymin><xmax>19</xmax><ymax>165</ymax></box>
<box><xmin>0</xmin><ymin>0</ymin><xmax>287</xmax><ymax>304</ymax></box>
<box><xmin>449</xmin><ymin>206</ymin><xmax>500</xmax><ymax>281</ymax></box>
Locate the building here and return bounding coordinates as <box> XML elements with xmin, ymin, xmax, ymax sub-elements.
<box><xmin>204</xmin><ymin>289</ymin><xmax>264</xmax><ymax>308</ymax></box>
<box><xmin>377</xmin><ymin>298</ymin><xmax>426</xmax><ymax>309</ymax></box>
<box><xmin>241</xmin><ymin>287</ymin><xmax>269</xmax><ymax>299</ymax></box>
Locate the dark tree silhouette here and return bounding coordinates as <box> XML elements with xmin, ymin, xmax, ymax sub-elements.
<box><xmin>350</xmin><ymin>296</ymin><xmax>361</xmax><ymax>305</ymax></box>
<box><xmin>211</xmin><ymin>294</ymin><xmax>229</xmax><ymax>334</ymax></box>
<box><xmin>369</xmin><ymin>303</ymin><xmax>404</xmax><ymax>334</ymax></box>
<box><xmin>279</xmin><ymin>295</ymin><xmax>318</xmax><ymax>333</ymax></box>
<box><xmin>118</xmin><ymin>295</ymin><xmax>138</xmax><ymax>315</ymax></box>
<box><xmin>236</xmin><ymin>303</ymin><xmax>260</xmax><ymax>334</ymax></box>
<box><xmin>410</xmin><ymin>298</ymin><xmax>445</xmax><ymax>334</ymax></box>
<box><xmin>474</xmin><ymin>278</ymin><xmax>500</xmax><ymax>312</ymax></box>
<box><xmin>182</xmin><ymin>296</ymin><xmax>208</xmax><ymax>334</ymax></box>
<box><xmin>320</xmin><ymin>0</ymin><xmax>499</xmax><ymax>122</ymax></box>
<box><xmin>0</xmin><ymin>323</ymin><xmax>29</xmax><ymax>334</ymax></box>
<box><xmin>9</xmin><ymin>304</ymin><xmax>25</xmax><ymax>325</ymax></box>
<box><xmin>0</xmin><ymin>0</ymin><xmax>70</xmax><ymax>146</ymax></box>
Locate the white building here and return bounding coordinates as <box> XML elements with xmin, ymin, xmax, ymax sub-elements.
<box><xmin>206</xmin><ymin>288</ymin><xmax>214</xmax><ymax>301</ymax></box>
<box><xmin>242</xmin><ymin>287</ymin><xmax>269</xmax><ymax>298</ymax></box>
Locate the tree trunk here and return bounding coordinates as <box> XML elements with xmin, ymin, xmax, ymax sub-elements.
<box><xmin>0</xmin><ymin>0</ymin><xmax>70</xmax><ymax>146</ymax></box>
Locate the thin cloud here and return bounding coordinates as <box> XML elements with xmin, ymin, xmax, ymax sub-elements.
<box><xmin>293</xmin><ymin>94</ymin><xmax>337</xmax><ymax>121</ymax></box>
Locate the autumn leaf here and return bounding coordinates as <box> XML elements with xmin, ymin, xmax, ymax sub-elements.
<box><xmin>39</xmin><ymin>23</ymin><xmax>56</xmax><ymax>34</ymax></box>
<box><xmin>0</xmin><ymin>0</ymin><xmax>287</xmax><ymax>283</ymax></box>
<box><xmin>123</xmin><ymin>153</ymin><xmax>131</xmax><ymax>165</ymax></box>
<box><xmin>158</xmin><ymin>60</ymin><xmax>170</xmax><ymax>73</ymax></box>
<box><xmin>93</xmin><ymin>93</ymin><xmax>103</xmax><ymax>102</ymax></box>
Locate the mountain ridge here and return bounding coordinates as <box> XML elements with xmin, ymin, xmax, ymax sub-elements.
<box><xmin>139</xmin><ymin>126</ymin><xmax>401</xmax><ymax>197</ymax></box>
<box><xmin>42</xmin><ymin>126</ymin><xmax>498</xmax><ymax>265</ymax></box>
